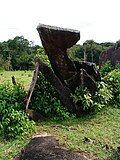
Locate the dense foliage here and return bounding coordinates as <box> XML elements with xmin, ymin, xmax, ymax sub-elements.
<box><xmin>36</xmin><ymin>47</ymin><xmax>50</xmax><ymax>67</ymax></box>
<box><xmin>31</xmin><ymin>71</ymin><xmax>110</xmax><ymax>118</ymax></box>
<box><xmin>71</xmin><ymin>81</ymin><xmax>112</xmax><ymax>113</ymax></box>
<box><xmin>99</xmin><ymin>60</ymin><xmax>113</xmax><ymax>77</ymax></box>
<box><xmin>102</xmin><ymin>69</ymin><xmax>120</xmax><ymax>107</ymax></box>
<box><xmin>29</xmin><ymin>49</ymin><xmax>71</xmax><ymax>120</ymax></box>
<box><xmin>99</xmin><ymin>61</ymin><xmax>120</xmax><ymax>107</ymax></box>
<box><xmin>0</xmin><ymin>36</ymin><xmax>40</xmax><ymax>70</ymax></box>
<box><xmin>30</xmin><ymin>72</ymin><xmax>72</xmax><ymax>121</ymax></box>
<box><xmin>0</xmin><ymin>36</ymin><xmax>114</xmax><ymax>70</ymax></box>
<box><xmin>0</xmin><ymin>81</ymin><xmax>34</xmax><ymax>139</ymax></box>
<box><xmin>68</xmin><ymin>40</ymin><xmax>114</xmax><ymax>65</ymax></box>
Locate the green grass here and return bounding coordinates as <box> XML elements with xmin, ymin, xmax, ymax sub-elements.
<box><xmin>35</xmin><ymin>106</ymin><xmax>120</xmax><ymax>159</ymax></box>
<box><xmin>0</xmin><ymin>106</ymin><xmax>119</xmax><ymax>160</ymax></box>
<box><xmin>0</xmin><ymin>138</ymin><xmax>29</xmax><ymax>160</ymax></box>
<box><xmin>0</xmin><ymin>70</ymin><xmax>33</xmax><ymax>90</ymax></box>
<box><xmin>0</xmin><ymin>71</ymin><xmax>120</xmax><ymax>160</ymax></box>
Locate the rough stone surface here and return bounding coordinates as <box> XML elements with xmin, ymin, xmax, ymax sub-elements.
<box><xmin>14</xmin><ymin>135</ymin><xmax>89</xmax><ymax>160</ymax></box>
<box><xmin>37</xmin><ymin>23</ymin><xmax>80</xmax><ymax>81</ymax></box>
<box><xmin>37</xmin><ymin>24</ymin><xmax>100</xmax><ymax>115</ymax></box>
<box><xmin>74</xmin><ymin>61</ymin><xmax>101</xmax><ymax>82</ymax></box>
<box><xmin>99</xmin><ymin>43</ymin><xmax>120</xmax><ymax>67</ymax></box>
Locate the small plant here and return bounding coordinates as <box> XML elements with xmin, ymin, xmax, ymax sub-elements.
<box><xmin>71</xmin><ymin>81</ymin><xmax>112</xmax><ymax>113</ymax></box>
<box><xmin>92</xmin><ymin>81</ymin><xmax>113</xmax><ymax>111</ymax></box>
<box><xmin>36</xmin><ymin>48</ymin><xmax>51</xmax><ymax>67</ymax></box>
<box><xmin>0</xmin><ymin>81</ymin><xmax>35</xmax><ymax>139</ymax></box>
<box><xmin>71</xmin><ymin>87</ymin><xmax>93</xmax><ymax>112</ymax></box>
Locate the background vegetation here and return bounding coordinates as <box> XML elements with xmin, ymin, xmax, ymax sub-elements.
<box><xmin>0</xmin><ymin>36</ymin><xmax>114</xmax><ymax>70</ymax></box>
<box><xmin>0</xmin><ymin>36</ymin><xmax>40</xmax><ymax>70</ymax></box>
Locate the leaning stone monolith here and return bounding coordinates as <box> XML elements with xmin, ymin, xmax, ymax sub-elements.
<box><xmin>36</xmin><ymin>24</ymin><xmax>100</xmax><ymax>115</ymax></box>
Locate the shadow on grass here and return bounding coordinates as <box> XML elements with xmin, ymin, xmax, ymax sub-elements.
<box><xmin>107</xmin><ymin>150</ymin><xmax>120</xmax><ymax>160</ymax></box>
<box><xmin>55</xmin><ymin>110</ymin><xmax>105</xmax><ymax>127</ymax></box>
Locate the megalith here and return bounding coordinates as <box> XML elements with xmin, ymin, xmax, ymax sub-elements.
<box><xmin>36</xmin><ymin>24</ymin><xmax>100</xmax><ymax>115</ymax></box>
<box><xmin>99</xmin><ymin>43</ymin><xmax>120</xmax><ymax>67</ymax></box>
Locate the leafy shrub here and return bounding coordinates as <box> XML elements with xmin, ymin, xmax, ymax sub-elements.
<box><xmin>31</xmin><ymin>50</ymin><xmax>73</xmax><ymax>120</ymax></box>
<box><xmin>99</xmin><ymin>61</ymin><xmax>113</xmax><ymax>77</ymax></box>
<box><xmin>92</xmin><ymin>81</ymin><xmax>113</xmax><ymax>110</ymax></box>
<box><xmin>71</xmin><ymin>87</ymin><xmax>92</xmax><ymax>112</ymax></box>
<box><xmin>0</xmin><ymin>81</ymin><xmax>35</xmax><ymax>139</ymax></box>
<box><xmin>36</xmin><ymin>48</ymin><xmax>51</xmax><ymax>67</ymax></box>
<box><xmin>115</xmin><ymin>63</ymin><xmax>120</xmax><ymax>69</ymax></box>
<box><xmin>30</xmin><ymin>72</ymin><xmax>72</xmax><ymax>120</ymax></box>
<box><xmin>103</xmin><ymin>69</ymin><xmax>120</xmax><ymax>107</ymax></box>
<box><xmin>71</xmin><ymin>81</ymin><xmax>113</xmax><ymax>113</ymax></box>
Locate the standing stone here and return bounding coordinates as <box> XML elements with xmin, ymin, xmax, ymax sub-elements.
<box><xmin>36</xmin><ymin>24</ymin><xmax>100</xmax><ymax>115</ymax></box>
<box><xmin>37</xmin><ymin>24</ymin><xmax>80</xmax><ymax>81</ymax></box>
<box><xmin>99</xmin><ymin>43</ymin><xmax>120</xmax><ymax>67</ymax></box>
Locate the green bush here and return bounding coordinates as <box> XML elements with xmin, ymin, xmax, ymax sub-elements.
<box><xmin>115</xmin><ymin>63</ymin><xmax>120</xmax><ymax>69</ymax></box>
<box><xmin>0</xmin><ymin>81</ymin><xmax>35</xmax><ymax>139</ymax></box>
<box><xmin>36</xmin><ymin>48</ymin><xmax>51</xmax><ymax>67</ymax></box>
<box><xmin>103</xmin><ymin>69</ymin><xmax>120</xmax><ymax>107</ymax></box>
<box><xmin>99</xmin><ymin>61</ymin><xmax>113</xmax><ymax>77</ymax></box>
<box><xmin>30</xmin><ymin>72</ymin><xmax>72</xmax><ymax>120</ymax></box>
<box><xmin>30</xmin><ymin>71</ymin><xmax>113</xmax><ymax>117</ymax></box>
<box><xmin>71</xmin><ymin>81</ymin><xmax>113</xmax><ymax>113</ymax></box>
<box><xmin>32</xmin><ymin>50</ymin><xmax>73</xmax><ymax>120</ymax></box>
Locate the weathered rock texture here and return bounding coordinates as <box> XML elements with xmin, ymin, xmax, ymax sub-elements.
<box><xmin>37</xmin><ymin>24</ymin><xmax>80</xmax><ymax>81</ymax></box>
<box><xmin>99</xmin><ymin>43</ymin><xmax>120</xmax><ymax>67</ymax></box>
<box><xmin>36</xmin><ymin>24</ymin><xmax>100</xmax><ymax>115</ymax></box>
<box><xmin>15</xmin><ymin>135</ymin><xmax>89</xmax><ymax>160</ymax></box>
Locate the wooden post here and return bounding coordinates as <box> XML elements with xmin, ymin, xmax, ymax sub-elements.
<box><xmin>25</xmin><ymin>61</ymin><xmax>40</xmax><ymax>111</ymax></box>
<box><xmin>12</xmin><ymin>76</ymin><xmax>16</xmax><ymax>85</ymax></box>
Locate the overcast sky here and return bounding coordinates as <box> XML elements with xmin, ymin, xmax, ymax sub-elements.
<box><xmin>0</xmin><ymin>0</ymin><xmax>120</xmax><ymax>46</ymax></box>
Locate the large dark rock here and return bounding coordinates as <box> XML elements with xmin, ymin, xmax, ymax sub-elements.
<box><xmin>66</xmin><ymin>68</ymin><xmax>98</xmax><ymax>94</ymax></box>
<box><xmin>74</xmin><ymin>61</ymin><xmax>101</xmax><ymax>81</ymax></box>
<box><xmin>37</xmin><ymin>23</ymin><xmax>80</xmax><ymax>81</ymax></box>
<box><xmin>99</xmin><ymin>43</ymin><xmax>120</xmax><ymax>67</ymax></box>
<box><xmin>36</xmin><ymin>24</ymin><xmax>100</xmax><ymax>115</ymax></box>
<box><xmin>15</xmin><ymin>135</ymin><xmax>89</xmax><ymax>160</ymax></box>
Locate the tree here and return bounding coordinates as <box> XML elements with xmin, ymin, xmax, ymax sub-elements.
<box><xmin>0</xmin><ymin>36</ymin><xmax>40</xmax><ymax>70</ymax></box>
<box><xmin>68</xmin><ymin>44</ymin><xmax>84</xmax><ymax>61</ymax></box>
<box><xmin>0</xmin><ymin>54</ymin><xmax>4</xmax><ymax>69</ymax></box>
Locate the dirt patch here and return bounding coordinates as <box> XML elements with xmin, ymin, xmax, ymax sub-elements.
<box><xmin>14</xmin><ymin>133</ymin><xmax>90</xmax><ymax>160</ymax></box>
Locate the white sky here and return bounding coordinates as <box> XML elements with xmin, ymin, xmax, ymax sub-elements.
<box><xmin>0</xmin><ymin>0</ymin><xmax>120</xmax><ymax>46</ymax></box>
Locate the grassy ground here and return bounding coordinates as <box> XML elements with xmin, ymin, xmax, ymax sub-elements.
<box><xmin>0</xmin><ymin>70</ymin><xmax>33</xmax><ymax>90</ymax></box>
<box><xmin>35</xmin><ymin>107</ymin><xmax>120</xmax><ymax>160</ymax></box>
<box><xmin>0</xmin><ymin>107</ymin><xmax>119</xmax><ymax>160</ymax></box>
<box><xmin>0</xmin><ymin>71</ymin><xmax>120</xmax><ymax>160</ymax></box>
